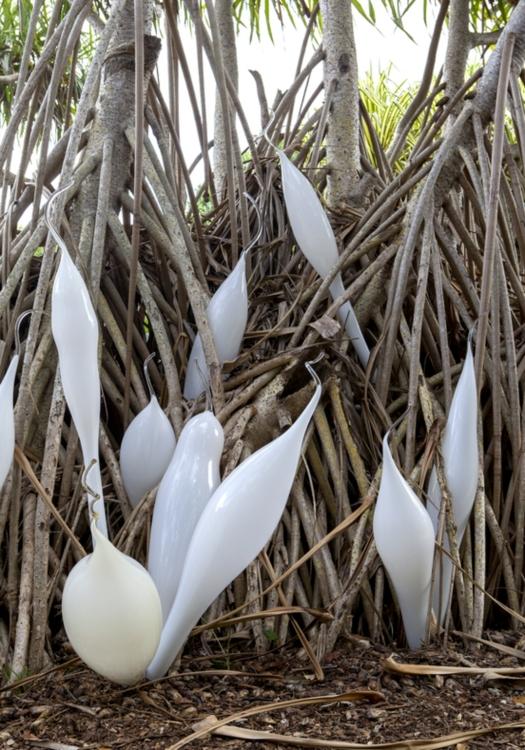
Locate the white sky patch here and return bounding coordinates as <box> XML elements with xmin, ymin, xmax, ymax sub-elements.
<box><xmin>1</xmin><ymin>3</ymin><xmax>448</xmax><ymax>199</ymax></box>
<box><xmin>167</xmin><ymin>3</ymin><xmax>446</xmax><ymax>184</ymax></box>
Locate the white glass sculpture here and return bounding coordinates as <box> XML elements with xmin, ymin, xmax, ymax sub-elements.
<box><xmin>373</xmin><ymin>432</ymin><xmax>435</xmax><ymax>649</ymax></box>
<box><xmin>62</xmin><ymin>522</ymin><xmax>162</xmax><ymax>685</ymax></box>
<box><xmin>148</xmin><ymin>411</ymin><xmax>224</xmax><ymax>620</ymax></box>
<box><xmin>184</xmin><ymin>252</ymin><xmax>248</xmax><ymax>400</ymax></box>
<box><xmin>146</xmin><ymin>364</ymin><xmax>321</xmax><ymax>679</ymax></box>
<box><xmin>47</xmin><ymin>186</ymin><xmax>107</xmax><ymax>536</ymax></box>
<box><xmin>426</xmin><ymin>340</ymin><xmax>478</xmax><ymax>624</ymax></box>
<box><xmin>0</xmin><ymin>357</ymin><xmax>19</xmax><ymax>491</ymax></box>
<box><xmin>277</xmin><ymin>148</ymin><xmax>369</xmax><ymax>368</ymax></box>
<box><xmin>120</xmin><ymin>354</ymin><xmax>176</xmax><ymax>508</ymax></box>
<box><xmin>0</xmin><ymin>311</ymin><xmax>29</xmax><ymax>491</ymax></box>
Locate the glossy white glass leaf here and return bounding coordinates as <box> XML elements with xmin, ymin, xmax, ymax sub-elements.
<box><xmin>146</xmin><ymin>381</ymin><xmax>321</xmax><ymax>678</ymax></box>
<box><xmin>373</xmin><ymin>434</ymin><xmax>435</xmax><ymax>649</ymax></box>
<box><xmin>426</xmin><ymin>341</ymin><xmax>478</xmax><ymax>624</ymax></box>
<box><xmin>148</xmin><ymin>411</ymin><xmax>224</xmax><ymax>620</ymax></box>
<box><xmin>120</xmin><ymin>359</ymin><xmax>176</xmax><ymax>508</ymax></box>
<box><xmin>0</xmin><ymin>354</ymin><xmax>19</xmax><ymax>491</ymax></box>
<box><xmin>48</xmin><ymin>191</ymin><xmax>106</xmax><ymax>536</ymax></box>
<box><xmin>278</xmin><ymin>149</ymin><xmax>339</xmax><ymax>278</ymax></box>
<box><xmin>329</xmin><ymin>274</ymin><xmax>371</xmax><ymax>369</ymax></box>
<box><xmin>184</xmin><ymin>253</ymin><xmax>248</xmax><ymax>400</ymax></box>
<box><xmin>62</xmin><ymin>524</ymin><xmax>162</xmax><ymax>685</ymax></box>
<box><xmin>278</xmin><ymin>150</ymin><xmax>369</xmax><ymax>368</ymax></box>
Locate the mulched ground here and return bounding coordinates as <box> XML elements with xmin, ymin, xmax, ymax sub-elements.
<box><xmin>2</xmin><ymin>633</ymin><xmax>525</xmax><ymax>749</ymax></box>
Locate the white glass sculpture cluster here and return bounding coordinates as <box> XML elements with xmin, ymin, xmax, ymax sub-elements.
<box><xmin>373</xmin><ymin>340</ymin><xmax>478</xmax><ymax>647</ymax></box>
<box><xmin>39</xmin><ymin>137</ymin><xmax>480</xmax><ymax>686</ymax></box>
<box><xmin>43</xmin><ymin>184</ymin><xmax>323</xmax><ymax>684</ymax></box>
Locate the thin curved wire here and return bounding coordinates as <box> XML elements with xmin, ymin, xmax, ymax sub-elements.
<box><xmin>81</xmin><ymin>458</ymin><xmax>100</xmax><ymax>520</ymax></box>
<box><xmin>195</xmin><ymin>358</ymin><xmax>214</xmax><ymax>414</ymax></box>
<box><xmin>143</xmin><ymin>352</ymin><xmax>156</xmax><ymax>399</ymax></box>
<box><xmin>44</xmin><ymin>181</ymin><xmax>75</xmax><ymax>257</ymax></box>
<box><xmin>15</xmin><ymin>310</ymin><xmax>32</xmax><ymax>355</ymax></box>
<box><xmin>384</xmin><ymin>406</ymin><xmax>411</xmax><ymax>447</ymax></box>
<box><xmin>468</xmin><ymin>321</ymin><xmax>478</xmax><ymax>348</ymax></box>
<box><xmin>305</xmin><ymin>351</ymin><xmax>324</xmax><ymax>387</ymax></box>
<box><xmin>262</xmin><ymin>110</ymin><xmax>279</xmax><ymax>152</ymax></box>
<box><xmin>242</xmin><ymin>193</ymin><xmax>263</xmax><ymax>255</ymax></box>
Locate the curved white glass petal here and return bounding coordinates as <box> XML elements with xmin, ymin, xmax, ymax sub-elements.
<box><xmin>373</xmin><ymin>434</ymin><xmax>435</xmax><ymax>649</ymax></box>
<box><xmin>329</xmin><ymin>274</ymin><xmax>370</xmax><ymax>368</ymax></box>
<box><xmin>148</xmin><ymin>411</ymin><xmax>224</xmax><ymax>620</ymax></box>
<box><xmin>278</xmin><ymin>149</ymin><xmax>339</xmax><ymax>278</ymax></box>
<box><xmin>427</xmin><ymin>341</ymin><xmax>478</xmax><ymax>624</ymax></box>
<box><xmin>62</xmin><ymin>524</ymin><xmax>162</xmax><ymax>685</ymax></box>
<box><xmin>278</xmin><ymin>150</ymin><xmax>369</xmax><ymax>367</ymax></box>
<box><xmin>120</xmin><ymin>395</ymin><xmax>176</xmax><ymax>508</ymax></box>
<box><xmin>0</xmin><ymin>355</ymin><xmax>19</xmax><ymax>491</ymax></box>
<box><xmin>184</xmin><ymin>253</ymin><xmax>248</xmax><ymax>400</ymax></box>
<box><xmin>146</xmin><ymin>382</ymin><xmax>321</xmax><ymax>678</ymax></box>
<box><xmin>51</xmin><ymin>243</ymin><xmax>106</xmax><ymax>536</ymax></box>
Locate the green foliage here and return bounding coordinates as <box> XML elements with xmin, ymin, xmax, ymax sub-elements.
<box><xmin>469</xmin><ymin>0</ymin><xmax>510</xmax><ymax>32</ymax></box>
<box><xmin>359</xmin><ymin>68</ymin><xmax>428</xmax><ymax>169</ymax></box>
<box><xmin>263</xmin><ymin>627</ymin><xmax>279</xmax><ymax>643</ymax></box>
<box><xmin>229</xmin><ymin>0</ymin><xmax>425</xmax><ymax>41</ymax></box>
<box><xmin>0</xmin><ymin>0</ymin><xmax>101</xmax><ymax>124</ymax></box>
<box><xmin>231</xmin><ymin>0</ymin><xmax>315</xmax><ymax>40</ymax></box>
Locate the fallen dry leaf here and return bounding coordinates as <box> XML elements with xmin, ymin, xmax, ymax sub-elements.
<box><xmin>383</xmin><ymin>654</ymin><xmax>525</xmax><ymax>677</ymax></box>
<box><xmin>199</xmin><ymin>719</ymin><xmax>525</xmax><ymax>749</ymax></box>
<box><xmin>309</xmin><ymin>316</ymin><xmax>342</xmax><ymax>340</ymax></box>
<box><xmin>169</xmin><ymin>690</ymin><xmax>384</xmax><ymax>749</ymax></box>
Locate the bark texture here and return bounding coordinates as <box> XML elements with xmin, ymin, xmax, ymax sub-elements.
<box><xmin>320</xmin><ymin>0</ymin><xmax>360</xmax><ymax>207</ymax></box>
<box><xmin>213</xmin><ymin>0</ymin><xmax>238</xmax><ymax>197</ymax></box>
<box><xmin>444</xmin><ymin>0</ymin><xmax>471</xmax><ymax>103</ymax></box>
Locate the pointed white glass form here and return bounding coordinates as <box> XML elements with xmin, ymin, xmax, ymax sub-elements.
<box><xmin>47</xmin><ymin>186</ymin><xmax>107</xmax><ymax>536</ymax></box>
<box><xmin>373</xmin><ymin>433</ymin><xmax>436</xmax><ymax>649</ymax></box>
<box><xmin>426</xmin><ymin>340</ymin><xmax>478</xmax><ymax>625</ymax></box>
<box><xmin>146</xmin><ymin>367</ymin><xmax>321</xmax><ymax>678</ymax></box>
<box><xmin>0</xmin><ymin>354</ymin><xmax>19</xmax><ymax>492</ymax></box>
<box><xmin>184</xmin><ymin>252</ymin><xmax>248</xmax><ymax>400</ymax></box>
<box><xmin>0</xmin><ymin>311</ymin><xmax>31</xmax><ymax>492</ymax></box>
<box><xmin>277</xmin><ymin>149</ymin><xmax>369</xmax><ymax>368</ymax></box>
<box><xmin>62</xmin><ymin>523</ymin><xmax>162</xmax><ymax>685</ymax></box>
<box><xmin>119</xmin><ymin>355</ymin><xmax>176</xmax><ymax>508</ymax></box>
<box><xmin>148</xmin><ymin>411</ymin><xmax>224</xmax><ymax>620</ymax></box>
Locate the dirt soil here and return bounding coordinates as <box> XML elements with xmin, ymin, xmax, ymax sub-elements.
<box><xmin>2</xmin><ymin>633</ymin><xmax>525</xmax><ymax>750</ymax></box>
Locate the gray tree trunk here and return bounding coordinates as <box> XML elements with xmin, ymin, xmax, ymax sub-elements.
<box><xmin>26</xmin><ymin>0</ymin><xmax>160</xmax><ymax>673</ymax></box>
<box><xmin>73</xmin><ymin>0</ymin><xmax>159</xmax><ymax>244</ymax></box>
<box><xmin>444</xmin><ymin>0</ymin><xmax>471</xmax><ymax>102</ymax></box>
<box><xmin>213</xmin><ymin>0</ymin><xmax>238</xmax><ymax>197</ymax></box>
<box><xmin>320</xmin><ymin>0</ymin><xmax>360</xmax><ymax>208</ymax></box>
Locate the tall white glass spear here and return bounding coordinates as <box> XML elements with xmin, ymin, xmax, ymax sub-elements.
<box><xmin>147</xmin><ymin>361</ymin><xmax>322</xmax><ymax>679</ymax></box>
<box><xmin>0</xmin><ymin>311</ymin><xmax>30</xmax><ymax>491</ymax></box>
<box><xmin>264</xmin><ymin>130</ymin><xmax>369</xmax><ymax>368</ymax></box>
<box><xmin>373</xmin><ymin>429</ymin><xmax>435</xmax><ymax>649</ymax></box>
<box><xmin>148</xmin><ymin>409</ymin><xmax>224</xmax><ymax>620</ymax></box>
<box><xmin>47</xmin><ymin>184</ymin><xmax>107</xmax><ymax>538</ymax></box>
<box><xmin>183</xmin><ymin>195</ymin><xmax>262</xmax><ymax>401</ymax></box>
<box><xmin>426</xmin><ymin>334</ymin><xmax>478</xmax><ymax>626</ymax></box>
<box><xmin>119</xmin><ymin>354</ymin><xmax>177</xmax><ymax>508</ymax></box>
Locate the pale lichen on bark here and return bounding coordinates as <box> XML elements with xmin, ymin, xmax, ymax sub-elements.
<box><xmin>320</xmin><ymin>0</ymin><xmax>360</xmax><ymax>208</ymax></box>
<box><xmin>213</xmin><ymin>0</ymin><xmax>238</xmax><ymax>197</ymax></box>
